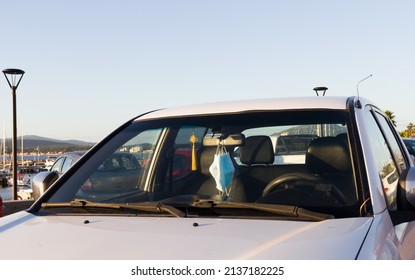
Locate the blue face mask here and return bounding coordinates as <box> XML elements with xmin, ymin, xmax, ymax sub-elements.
<box><xmin>209</xmin><ymin>146</ymin><xmax>235</xmax><ymax>196</ymax></box>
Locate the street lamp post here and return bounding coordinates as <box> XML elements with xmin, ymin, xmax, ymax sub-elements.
<box><xmin>2</xmin><ymin>68</ymin><xmax>25</xmax><ymax>200</ymax></box>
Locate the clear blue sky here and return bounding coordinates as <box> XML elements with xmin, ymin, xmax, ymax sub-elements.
<box><xmin>0</xmin><ymin>0</ymin><xmax>414</xmax><ymax>143</ymax></box>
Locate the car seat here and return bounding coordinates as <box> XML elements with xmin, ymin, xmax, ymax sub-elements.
<box><xmin>258</xmin><ymin>136</ymin><xmax>356</xmax><ymax>207</ymax></box>
<box><xmin>238</xmin><ymin>135</ymin><xmax>275</xmax><ymax>202</ymax></box>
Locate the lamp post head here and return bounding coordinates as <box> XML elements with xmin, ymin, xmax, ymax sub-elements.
<box><xmin>2</xmin><ymin>68</ymin><xmax>25</xmax><ymax>89</ymax></box>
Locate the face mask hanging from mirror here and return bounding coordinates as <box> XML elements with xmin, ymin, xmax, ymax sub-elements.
<box><xmin>209</xmin><ymin>144</ymin><xmax>235</xmax><ymax>196</ymax></box>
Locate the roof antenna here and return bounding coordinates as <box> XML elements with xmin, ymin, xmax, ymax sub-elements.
<box><xmin>355</xmin><ymin>74</ymin><xmax>372</xmax><ymax>108</ymax></box>
<box><xmin>313</xmin><ymin>86</ymin><xmax>328</xmax><ymax>96</ymax></box>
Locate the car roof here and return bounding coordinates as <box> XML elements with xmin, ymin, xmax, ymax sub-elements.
<box><xmin>137</xmin><ymin>96</ymin><xmax>365</xmax><ymax>121</ymax></box>
<box><xmin>60</xmin><ymin>150</ymin><xmax>87</xmax><ymax>159</ymax></box>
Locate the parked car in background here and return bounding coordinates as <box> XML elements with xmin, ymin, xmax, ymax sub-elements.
<box><xmin>49</xmin><ymin>151</ymin><xmax>87</xmax><ymax>175</ymax></box>
<box><xmin>403</xmin><ymin>138</ymin><xmax>415</xmax><ymax>156</ymax></box>
<box><xmin>402</xmin><ymin>138</ymin><xmax>415</xmax><ymax>164</ymax></box>
<box><xmin>76</xmin><ymin>152</ymin><xmax>143</xmax><ymax>201</ymax></box>
<box><xmin>1</xmin><ymin>95</ymin><xmax>415</xmax><ymax>259</ymax></box>
<box><xmin>31</xmin><ymin>151</ymin><xmax>86</xmax><ymax>200</ymax></box>
<box><xmin>33</xmin><ymin>151</ymin><xmax>145</xmax><ymax>201</ymax></box>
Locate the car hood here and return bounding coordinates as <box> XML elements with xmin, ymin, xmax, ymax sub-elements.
<box><xmin>0</xmin><ymin>211</ymin><xmax>372</xmax><ymax>259</ymax></box>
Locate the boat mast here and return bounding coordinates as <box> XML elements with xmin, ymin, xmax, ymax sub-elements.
<box><xmin>2</xmin><ymin>120</ymin><xmax>5</xmax><ymax>168</ymax></box>
<box><xmin>20</xmin><ymin>117</ymin><xmax>23</xmax><ymax>166</ymax></box>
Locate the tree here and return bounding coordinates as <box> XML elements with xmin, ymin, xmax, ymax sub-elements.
<box><xmin>407</xmin><ymin>122</ymin><xmax>414</xmax><ymax>138</ymax></box>
<box><xmin>398</xmin><ymin>122</ymin><xmax>415</xmax><ymax>138</ymax></box>
<box><xmin>384</xmin><ymin>110</ymin><xmax>397</xmax><ymax>127</ymax></box>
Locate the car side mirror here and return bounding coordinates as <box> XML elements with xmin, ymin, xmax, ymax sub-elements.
<box><xmin>398</xmin><ymin>167</ymin><xmax>415</xmax><ymax>210</ymax></box>
<box><xmin>32</xmin><ymin>171</ymin><xmax>59</xmax><ymax>200</ymax></box>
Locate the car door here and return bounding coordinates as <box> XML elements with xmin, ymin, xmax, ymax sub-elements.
<box><xmin>364</xmin><ymin>106</ymin><xmax>415</xmax><ymax>259</ymax></box>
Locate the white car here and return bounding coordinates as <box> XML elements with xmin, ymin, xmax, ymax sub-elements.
<box><xmin>1</xmin><ymin>95</ymin><xmax>415</xmax><ymax>259</ymax></box>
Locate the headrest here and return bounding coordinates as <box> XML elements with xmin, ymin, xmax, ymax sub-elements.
<box><xmin>306</xmin><ymin>137</ymin><xmax>352</xmax><ymax>174</ymax></box>
<box><xmin>240</xmin><ymin>136</ymin><xmax>274</xmax><ymax>165</ymax></box>
<box><xmin>199</xmin><ymin>147</ymin><xmax>217</xmax><ymax>175</ymax></box>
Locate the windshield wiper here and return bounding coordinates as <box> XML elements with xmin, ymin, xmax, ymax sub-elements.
<box><xmin>191</xmin><ymin>200</ymin><xmax>334</xmax><ymax>221</ymax></box>
<box><xmin>41</xmin><ymin>199</ymin><xmax>185</xmax><ymax>218</ymax></box>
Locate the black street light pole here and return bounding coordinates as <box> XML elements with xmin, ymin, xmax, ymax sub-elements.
<box><xmin>2</xmin><ymin>68</ymin><xmax>25</xmax><ymax>200</ymax></box>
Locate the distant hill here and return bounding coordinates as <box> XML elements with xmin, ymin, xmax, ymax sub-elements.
<box><xmin>3</xmin><ymin>135</ymin><xmax>95</xmax><ymax>153</ymax></box>
<box><xmin>22</xmin><ymin>135</ymin><xmax>94</xmax><ymax>146</ymax></box>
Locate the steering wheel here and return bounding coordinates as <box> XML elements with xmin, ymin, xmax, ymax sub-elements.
<box><xmin>260</xmin><ymin>173</ymin><xmax>348</xmax><ymax>205</ymax></box>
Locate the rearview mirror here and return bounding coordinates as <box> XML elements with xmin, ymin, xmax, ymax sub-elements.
<box><xmin>203</xmin><ymin>133</ymin><xmax>245</xmax><ymax>147</ymax></box>
<box><xmin>32</xmin><ymin>171</ymin><xmax>59</xmax><ymax>200</ymax></box>
<box><xmin>398</xmin><ymin>167</ymin><xmax>415</xmax><ymax>210</ymax></box>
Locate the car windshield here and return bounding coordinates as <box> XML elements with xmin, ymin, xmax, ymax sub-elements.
<box><xmin>43</xmin><ymin>110</ymin><xmax>360</xmax><ymax>219</ymax></box>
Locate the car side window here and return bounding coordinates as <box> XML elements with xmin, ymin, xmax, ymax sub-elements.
<box><xmin>68</xmin><ymin>128</ymin><xmax>164</xmax><ymax>202</ymax></box>
<box><xmin>61</xmin><ymin>157</ymin><xmax>75</xmax><ymax>173</ymax></box>
<box><xmin>374</xmin><ymin>113</ymin><xmax>407</xmax><ymax>172</ymax></box>
<box><xmin>50</xmin><ymin>157</ymin><xmax>65</xmax><ymax>173</ymax></box>
<box><xmin>169</xmin><ymin>126</ymin><xmax>205</xmax><ymax>181</ymax></box>
<box><xmin>365</xmin><ymin>109</ymin><xmax>406</xmax><ymax>211</ymax></box>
